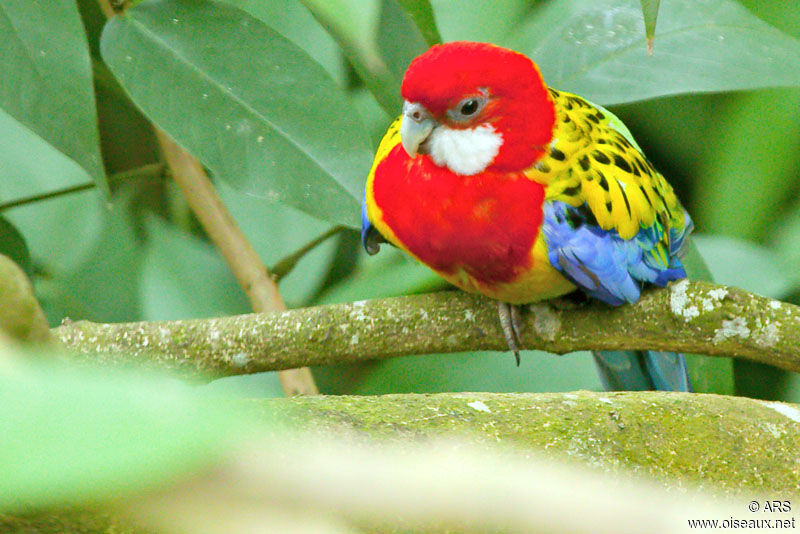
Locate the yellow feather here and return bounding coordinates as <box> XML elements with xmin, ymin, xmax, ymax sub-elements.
<box><xmin>531</xmin><ymin>88</ymin><xmax>687</xmax><ymax>246</ymax></box>
<box><xmin>364</xmin><ymin>116</ymin><xmax>403</xmax><ymax>246</ymax></box>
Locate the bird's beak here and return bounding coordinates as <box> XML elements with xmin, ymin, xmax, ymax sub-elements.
<box><xmin>400</xmin><ymin>101</ymin><xmax>435</xmax><ymax>157</ymax></box>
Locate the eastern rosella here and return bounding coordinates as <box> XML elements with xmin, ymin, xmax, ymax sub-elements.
<box><xmin>361</xmin><ymin>41</ymin><xmax>693</xmax><ymax>391</ymax></box>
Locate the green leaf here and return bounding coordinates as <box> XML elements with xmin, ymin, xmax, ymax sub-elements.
<box><xmin>692</xmin><ymin>89</ymin><xmax>800</xmax><ymax>241</ymax></box>
<box><xmin>140</xmin><ymin>217</ymin><xmax>250</xmax><ymax>321</ymax></box>
<box><xmin>215</xmin><ymin>0</ymin><xmax>347</xmax><ymax>84</ymax></box>
<box><xmin>0</xmin><ymin>108</ymin><xmax>94</xmax><ymax>206</ymax></box>
<box><xmin>92</xmin><ymin>58</ymin><xmax>163</xmax><ymax>176</ymax></box>
<box><xmin>37</xmin><ymin>191</ymin><xmax>143</xmax><ymax>324</ymax></box>
<box><xmin>301</xmin><ymin>0</ymin><xmax>401</xmax><ymax>114</ymax></box>
<box><xmin>342</xmin><ymin>349</ymin><xmax>603</xmax><ymax>395</ymax></box>
<box><xmin>305</xmin><ymin>0</ymin><xmax>436</xmax><ymax>115</ymax></box>
<box><xmin>4</xmin><ymin>188</ymin><xmax>103</xmax><ymax>277</ymax></box>
<box><xmin>394</xmin><ymin>0</ymin><xmax>442</xmax><ymax>46</ymax></box>
<box><xmin>0</xmin><ymin>356</ymin><xmax>240</xmax><ymax>512</ymax></box>
<box><xmin>736</xmin><ymin>0</ymin><xmax>800</xmax><ymax>40</ymax></box>
<box><xmin>217</xmin><ymin>181</ymin><xmax>339</xmax><ymax>307</ymax></box>
<box><xmin>377</xmin><ymin>0</ymin><xmax>430</xmax><ymax>81</ymax></box>
<box><xmin>101</xmin><ymin>0</ymin><xmax>372</xmax><ymax>228</ymax></box>
<box><xmin>771</xmin><ymin>197</ymin><xmax>800</xmax><ymax>291</ymax></box>
<box><xmin>0</xmin><ymin>0</ymin><xmax>105</xmax><ymax>191</ymax></box>
<box><xmin>639</xmin><ymin>0</ymin><xmax>660</xmax><ymax>54</ymax></box>
<box><xmin>431</xmin><ymin>0</ymin><xmax>533</xmax><ymax>44</ymax></box>
<box><xmin>511</xmin><ymin>0</ymin><xmax>800</xmax><ymax>105</ymax></box>
<box><xmin>314</xmin><ymin>246</ymin><xmax>444</xmax><ymax>305</ymax></box>
<box><xmin>0</xmin><ymin>217</ymin><xmax>31</xmax><ymax>279</ymax></box>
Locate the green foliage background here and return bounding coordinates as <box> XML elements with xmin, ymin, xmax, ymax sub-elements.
<box><xmin>2</xmin><ymin>0</ymin><xmax>800</xmax><ymax>401</ymax></box>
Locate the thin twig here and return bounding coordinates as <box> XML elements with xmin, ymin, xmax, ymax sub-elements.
<box><xmin>0</xmin><ymin>162</ymin><xmax>165</xmax><ymax>212</ymax></box>
<box><xmin>0</xmin><ymin>183</ymin><xmax>95</xmax><ymax>212</ymax></box>
<box><xmin>270</xmin><ymin>226</ymin><xmax>346</xmax><ymax>281</ymax></box>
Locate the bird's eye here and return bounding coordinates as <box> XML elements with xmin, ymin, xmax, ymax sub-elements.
<box><xmin>460</xmin><ymin>99</ymin><xmax>479</xmax><ymax>116</ymax></box>
<box><xmin>448</xmin><ymin>95</ymin><xmax>488</xmax><ymax>122</ymax></box>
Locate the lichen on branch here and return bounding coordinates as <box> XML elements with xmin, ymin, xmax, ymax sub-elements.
<box><xmin>52</xmin><ymin>281</ymin><xmax>800</xmax><ymax>379</ymax></box>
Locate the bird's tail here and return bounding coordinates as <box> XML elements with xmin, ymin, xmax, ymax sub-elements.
<box><xmin>593</xmin><ymin>350</ymin><xmax>692</xmax><ymax>392</ymax></box>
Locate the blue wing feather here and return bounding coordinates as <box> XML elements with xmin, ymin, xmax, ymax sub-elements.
<box><xmin>543</xmin><ymin>201</ymin><xmax>689</xmax><ymax>305</ymax></box>
<box><xmin>543</xmin><ymin>200</ymin><xmax>693</xmax><ymax>392</ymax></box>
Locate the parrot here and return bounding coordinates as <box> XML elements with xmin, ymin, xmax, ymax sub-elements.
<box><xmin>361</xmin><ymin>41</ymin><xmax>693</xmax><ymax>391</ymax></box>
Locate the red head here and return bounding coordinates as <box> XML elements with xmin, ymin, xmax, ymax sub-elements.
<box><xmin>399</xmin><ymin>41</ymin><xmax>555</xmax><ymax>175</ymax></box>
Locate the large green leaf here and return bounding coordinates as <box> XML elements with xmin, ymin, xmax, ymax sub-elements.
<box><xmin>346</xmin><ymin>350</ymin><xmax>602</xmax><ymax>395</ymax></box>
<box><xmin>510</xmin><ymin>0</ymin><xmax>800</xmax><ymax>104</ymax></box>
<box><xmin>217</xmin><ymin>181</ymin><xmax>339</xmax><ymax>307</ymax></box>
<box><xmin>301</xmin><ymin>0</ymin><xmax>436</xmax><ymax>115</ymax></box>
<box><xmin>100</xmin><ymin>0</ymin><xmax>371</xmax><ymax>228</ymax></box>
<box><xmin>3</xmin><ymin>188</ymin><xmax>103</xmax><ymax>277</ymax></box>
<box><xmin>314</xmin><ymin>246</ymin><xmax>443</xmax><ymax>305</ymax></box>
<box><xmin>0</xmin><ymin>0</ymin><xmax>104</xmax><ymax>192</ymax></box>
<box><xmin>0</xmin><ymin>356</ymin><xmax>240</xmax><ymax>512</ymax></box>
<box><xmin>215</xmin><ymin>0</ymin><xmax>347</xmax><ymax>85</ymax></box>
<box><xmin>771</xmin><ymin>198</ymin><xmax>800</xmax><ymax>291</ymax></box>
<box><xmin>301</xmin><ymin>0</ymin><xmax>400</xmax><ymax>114</ymax></box>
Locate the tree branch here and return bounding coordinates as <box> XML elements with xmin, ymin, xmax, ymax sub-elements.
<box><xmin>54</xmin><ymin>280</ymin><xmax>800</xmax><ymax>378</ymax></box>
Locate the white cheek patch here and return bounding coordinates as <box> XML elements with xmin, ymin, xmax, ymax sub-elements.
<box><xmin>427</xmin><ymin>123</ymin><xmax>503</xmax><ymax>176</ymax></box>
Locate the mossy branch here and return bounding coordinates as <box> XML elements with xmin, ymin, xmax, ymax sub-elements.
<box><xmin>6</xmin><ymin>391</ymin><xmax>800</xmax><ymax>532</ymax></box>
<box><xmin>264</xmin><ymin>391</ymin><xmax>800</xmax><ymax>496</ymax></box>
<box><xmin>53</xmin><ymin>280</ymin><xmax>800</xmax><ymax>379</ymax></box>
<box><xmin>129</xmin><ymin>394</ymin><xmax>800</xmax><ymax>533</ymax></box>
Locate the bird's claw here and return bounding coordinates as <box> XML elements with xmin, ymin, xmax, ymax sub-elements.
<box><xmin>498</xmin><ymin>302</ymin><xmax>524</xmax><ymax>366</ymax></box>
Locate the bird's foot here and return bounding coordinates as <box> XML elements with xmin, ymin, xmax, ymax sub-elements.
<box><xmin>497</xmin><ymin>302</ymin><xmax>524</xmax><ymax>366</ymax></box>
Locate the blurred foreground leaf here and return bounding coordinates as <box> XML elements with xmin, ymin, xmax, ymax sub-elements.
<box><xmin>10</xmin><ymin>390</ymin><xmax>798</xmax><ymax>531</ymax></box>
<box><xmin>0</xmin><ymin>356</ymin><xmax>240</xmax><ymax>513</ymax></box>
